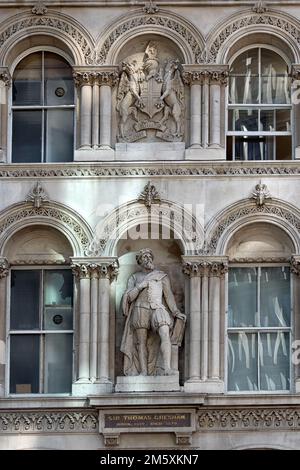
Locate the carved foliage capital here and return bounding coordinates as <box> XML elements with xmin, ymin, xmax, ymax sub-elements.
<box><xmin>0</xmin><ymin>70</ymin><xmax>11</xmax><ymax>87</ymax></box>
<box><xmin>71</xmin><ymin>261</ymin><xmax>119</xmax><ymax>281</ymax></box>
<box><xmin>183</xmin><ymin>70</ymin><xmax>228</xmax><ymax>85</ymax></box>
<box><xmin>0</xmin><ymin>258</ymin><xmax>9</xmax><ymax>279</ymax></box>
<box><xmin>183</xmin><ymin>260</ymin><xmax>228</xmax><ymax>277</ymax></box>
<box><xmin>73</xmin><ymin>71</ymin><xmax>119</xmax><ymax>87</ymax></box>
<box><xmin>291</xmin><ymin>256</ymin><xmax>300</xmax><ymax>277</ymax></box>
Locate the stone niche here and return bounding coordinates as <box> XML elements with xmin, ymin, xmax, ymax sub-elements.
<box><xmin>114</xmin><ymin>228</ymin><xmax>186</xmax><ymax>387</ymax></box>
<box><xmin>113</xmin><ymin>35</ymin><xmax>187</xmax><ymax>160</ymax></box>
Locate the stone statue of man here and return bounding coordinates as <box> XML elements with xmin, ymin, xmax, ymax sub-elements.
<box><xmin>120</xmin><ymin>248</ymin><xmax>186</xmax><ymax>376</ymax></box>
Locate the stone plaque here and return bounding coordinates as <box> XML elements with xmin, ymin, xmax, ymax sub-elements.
<box><xmin>105</xmin><ymin>412</ymin><xmax>191</xmax><ymax>429</ymax></box>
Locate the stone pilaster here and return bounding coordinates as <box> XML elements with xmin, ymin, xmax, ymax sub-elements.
<box><xmin>73</xmin><ymin>67</ymin><xmax>118</xmax><ymax>159</ymax></box>
<box><xmin>291</xmin><ymin>66</ymin><xmax>300</xmax><ymax>160</ymax></box>
<box><xmin>0</xmin><ymin>258</ymin><xmax>9</xmax><ymax>397</ymax></box>
<box><xmin>182</xmin><ymin>256</ymin><xmax>227</xmax><ymax>393</ymax></box>
<box><xmin>184</xmin><ymin>65</ymin><xmax>228</xmax><ymax>161</ymax></box>
<box><xmin>0</xmin><ymin>68</ymin><xmax>11</xmax><ymax>163</ymax></box>
<box><xmin>71</xmin><ymin>257</ymin><xmax>118</xmax><ymax>396</ymax></box>
<box><xmin>291</xmin><ymin>256</ymin><xmax>300</xmax><ymax>392</ymax></box>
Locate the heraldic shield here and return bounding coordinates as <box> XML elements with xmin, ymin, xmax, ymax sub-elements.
<box><xmin>140</xmin><ymin>77</ymin><xmax>163</xmax><ymax>119</ymax></box>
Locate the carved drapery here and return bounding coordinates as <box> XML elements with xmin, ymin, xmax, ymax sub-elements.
<box><xmin>73</xmin><ymin>68</ymin><xmax>118</xmax><ymax>150</ymax></box>
<box><xmin>183</xmin><ymin>65</ymin><xmax>228</xmax><ymax>150</ymax></box>
<box><xmin>182</xmin><ymin>257</ymin><xmax>228</xmax><ymax>391</ymax></box>
<box><xmin>71</xmin><ymin>258</ymin><xmax>118</xmax><ymax>390</ymax></box>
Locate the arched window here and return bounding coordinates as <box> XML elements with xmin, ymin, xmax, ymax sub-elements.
<box><xmin>12</xmin><ymin>51</ymin><xmax>74</xmax><ymax>163</ymax></box>
<box><xmin>226</xmin><ymin>223</ymin><xmax>293</xmax><ymax>392</ymax></box>
<box><xmin>227</xmin><ymin>47</ymin><xmax>291</xmax><ymax>161</ymax></box>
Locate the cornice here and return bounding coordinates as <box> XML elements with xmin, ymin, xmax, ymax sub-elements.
<box><xmin>1</xmin><ymin>162</ymin><xmax>300</xmax><ymax>178</ymax></box>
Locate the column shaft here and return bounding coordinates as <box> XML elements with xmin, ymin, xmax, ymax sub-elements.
<box><xmin>190</xmin><ymin>83</ymin><xmax>202</xmax><ymax>147</ymax></box>
<box><xmin>98</xmin><ymin>277</ymin><xmax>110</xmax><ymax>381</ymax></box>
<box><xmin>202</xmin><ymin>79</ymin><xmax>209</xmax><ymax>148</ymax></box>
<box><xmin>201</xmin><ymin>273</ymin><xmax>209</xmax><ymax>380</ymax></box>
<box><xmin>80</xmin><ymin>84</ymin><xmax>92</xmax><ymax>149</ymax></box>
<box><xmin>209</xmin><ymin>275</ymin><xmax>221</xmax><ymax>379</ymax></box>
<box><xmin>99</xmin><ymin>85</ymin><xmax>112</xmax><ymax>148</ymax></box>
<box><xmin>92</xmin><ymin>83</ymin><xmax>100</xmax><ymax>148</ymax></box>
<box><xmin>78</xmin><ymin>277</ymin><xmax>91</xmax><ymax>381</ymax></box>
<box><xmin>189</xmin><ymin>275</ymin><xmax>201</xmax><ymax>380</ymax></box>
<box><xmin>90</xmin><ymin>276</ymin><xmax>98</xmax><ymax>381</ymax></box>
<box><xmin>209</xmin><ymin>82</ymin><xmax>221</xmax><ymax>147</ymax></box>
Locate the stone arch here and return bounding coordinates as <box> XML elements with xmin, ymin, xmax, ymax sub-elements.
<box><xmin>0</xmin><ymin>10</ymin><xmax>94</xmax><ymax>67</ymax></box>
<box><xmin>205</xmin><ymin>9</ymin><xmax>300</xmax><ymax>64</ymax></box>
<box><xmin>204</xmin><ymin>198</ymin><xmax>300</xmax><ymax>256</ymax></box>
<box><xmin>87</xmin><ymin>199</ymin><xmax>204</xmax><ymax>257</ymax></box>
<box><xmin>0</xmin><ymin>201</ymin><xmax>93</xmax><ymax>258</ymax></box>
<box><xmin>89</xmin><ymin>9</ymin><xmax>205</xmax><ymax>65</ymax></box>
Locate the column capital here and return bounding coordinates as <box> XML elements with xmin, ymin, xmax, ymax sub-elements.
<box><xmin>73</xmin><ymin>66</ymin><xmax>119</xmax><ymax>87</ymax></box>
<box><xmin>182</xmin><ymin>256</ymin><xmax>228</xmax><ymax>277</ymax></box>
<box><xmin>0</xmin><ymin>67</ymin><xmax>11</xmax><ymax>87</ymax></box>
<box><xmin>291</xmin><ymin>255</ymin><xmax>300</xmax><ymax>276</ymax></box>
<box><xmin>71</xmin><ymin>257</ymin><xmax>119</xmax><ymax>281</ymax></box>
<box><xmin>0</xmin><ymin>258</ymin><xmax>9</xmax><ymax>279</ymax></box>
<box><xmin>182</xmin><ymin>64</ymin><xmax>228</xmax><ymax>85</ymax></box>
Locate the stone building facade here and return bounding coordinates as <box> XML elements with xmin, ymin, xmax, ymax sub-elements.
<box><xmin>1</xmin><ymin>0</ymin><xmax>300</xmax><ymax>450</ymax></box>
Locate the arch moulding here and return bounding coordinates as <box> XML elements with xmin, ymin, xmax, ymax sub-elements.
<box><xmin>0</xmin><ymin>201</ymin><xmax>93</xmax><ymax>258</ymax></box>
<box><xmin>87</xmin><ymin>199</ymin><xmax>204</xmax><ymax>257</ymax></box>
<box><xmin>0</xmin><ymin>10</ymin><xmax>94</xmax><ymax>67</ymax></box>
<box><xmin>89</xmin><ymin>9</ymin><xmax>205</xmax><ymax>65</ymax></box>
<box><xmin>204</xmin><ymin>198</ymin><xmax>300</xmax><ymax>256</ymax></box>
<box><xmin>206</xmin><ymin>9</ymin><xmax>300</xmax><ymax>64</ymax></box>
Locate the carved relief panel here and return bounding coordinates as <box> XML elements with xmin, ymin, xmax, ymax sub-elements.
<box><xmin>114</xmin><ymin>36</ymin><xmax>185</xmax><ymax>143</ymax></box>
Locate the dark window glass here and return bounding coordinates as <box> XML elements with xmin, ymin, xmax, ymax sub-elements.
<box><xmin>10</xmin><ymin>335</ymin><xmax>40</xmax><ymax>393</ymax></box>
<box><xmin>11</xmin><ymin>270</ymin><xmax>40</xmax><ymax>330</ymax></box>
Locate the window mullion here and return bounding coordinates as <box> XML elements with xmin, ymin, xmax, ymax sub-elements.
<box><xmin>40</xmin><ymin>270</ymin><xmax>44</xmax><ymax>393</ymax></box>
<box><xmin>257</xmin><ymin>331</ymin><xmax>261</xmax><ymax>391</ymax></box>
<box><xmin>258</xmin><ymin>47</ymin><xmax>261</xmax><ymax>105</ymax></box>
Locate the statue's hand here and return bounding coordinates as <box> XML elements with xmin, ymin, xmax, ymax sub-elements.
<box><xmin>138</xmin><ymin>280</ymin><xmax>148</xmax><ymax>291</ymax></box>
<box><xmin>174</xmin><ymin>311</ymin><xmax>186</xmax><ymax>321</ymax></box>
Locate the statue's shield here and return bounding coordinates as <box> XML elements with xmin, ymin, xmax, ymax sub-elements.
<box><xmin>140</xmin><ymin>77</ymin><xmax>162</xmax><ymax>118</ymax></box>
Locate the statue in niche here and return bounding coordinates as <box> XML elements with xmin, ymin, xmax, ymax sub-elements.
<box><xmin>120</xmin><ymin>248</ymin><xmax>186</xmax><ymax>376</ymax></box>
<box><xmin>116</xmin><ymin>42</ymin><xmax>185</xmax><ymax>142</ymax></box>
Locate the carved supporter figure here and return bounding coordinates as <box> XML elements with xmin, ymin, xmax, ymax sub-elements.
<box><xmin>120</xmin><ymin>248</ymin><xmax>186</xmax><ymax>376</ymax></box>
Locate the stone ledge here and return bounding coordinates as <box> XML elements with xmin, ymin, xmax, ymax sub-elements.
<box><xmin>115</xmin><ymin>374</ymin><xmax>180</xmax><ymax>392</ymax></box>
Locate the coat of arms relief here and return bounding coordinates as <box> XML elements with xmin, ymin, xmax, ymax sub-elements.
<box><xmin>116</xmin><ymin>42</ymin><xmax>185</xmax><ymax>142</ymax></box>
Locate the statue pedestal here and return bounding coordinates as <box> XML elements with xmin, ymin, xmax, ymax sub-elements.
<box><xmin>115</xmin><ymin>373</ymin><xmax>180</xmax><ymax>392</ymax></box>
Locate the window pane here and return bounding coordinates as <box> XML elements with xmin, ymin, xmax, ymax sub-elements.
<box><xmin>45</xmin><ymin>109</ymin><xmax>74</xmax><ymax>162</ymax></box>
<box><xmin>44</xmin><ymin>52</ymin><xmax>74</xmax><ymax>105</ymax></box>
<box><xmin>261</xmin><ymin>49</ymin><xmax>290</xmax><ymax>104</ymax></box>
<box><xmin>228</xmin><ymin>268</ymin><xmax>258</xmax><ymax>327</ymax></box>
<box><xmin>13</xmin><ymin>52</ymin><xmax>42</xmax><ymax>105</ymax></box>
<box><xmin>44</xmin><ymin>270</ymin><xmax>73</xmax><ymax>307</ymax></box>
<box><xmin>276</xmin><ymin>136</ymin><xmax>292</xmax><ymax>160</ymax></box>
<box><xmin>228</xmin><ymin>333</ymin><xmax>258</xmax><ymax>391</ymax></box>
<box><xmin>260</xmin><ymin>267</ymin><xmax>290</xmax><ymax>327</ymax></box>
<box><xmin>11</xmin><ymin>270</ymin><xmax>40</xmax><ymax>330</ymax></box>
<box><xmin>44</xmin><ymin>308</ymin><xmax>73</xmax><ymax>330</ymax></box>
<box><xmin>229</xmin><ymin>49</ymin><xmax>259</xmax><ymax>104</ymax></box>
<box><xmin>44</xmin><ymin>333</ymin><xmax>73</xmax><ymax>393</ymax></box>
<box><xmin>234</xmin><ymin>136</ymin><xmax>267</xmax><ymax>161</ymax></box>
<box><xmin>260</xmin><ymin>109</ymin><xmax>275</xmax><ymax>131</ymax></box>
<box><xmin>228</xmin><ymin>109</ymin><xmax>258</xmax><ymax>131</ymax></box>
<box><xmin>276</xmin><ymin>109</ymin><xmax>291</xmax><ymax>132</ymax></box>
<box><xmin>12</xmin><ymin>110</ymin><xmax>42</xmax><ymax>163</ymax></box>
<box><xmin>10</xmin><ymin>335</ymin><xmax>39</xmax><ymax>393</ymax></box>
<box><xmin>259</xmin><ymin>332</ymin><xmax>290</xmax><ymax>391</ymax></box>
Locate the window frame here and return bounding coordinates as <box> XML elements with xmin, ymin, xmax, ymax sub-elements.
<box><xmin>6</xmin><ymin>265</ymin><xmax>74</xmax><ymax>397</ymax></box>
<box><xmin>225</xmin><ymin>262</ymin><xmax>294</xmax><ymax>394</ymax></box>
<box><xmin>227</xmin><ymin>44</ymin><xmax>293</xmax><ymax>161</ymax></box>
<box><xmin>8</xmin><ymin>47</ymin><xmax>76</xmax><ymax>164</ymax></box>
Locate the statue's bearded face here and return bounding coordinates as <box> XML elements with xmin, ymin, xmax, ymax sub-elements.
<box><xmin>140</xmin><ymin>253</ymin><xmax>154</xmax><ymax>270</ymax></box>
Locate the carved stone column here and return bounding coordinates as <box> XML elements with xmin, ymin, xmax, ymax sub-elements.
<box><xmin>98</xmin><ymin>70</ymin><xmax>118</xmax><ymax>149</ymax></box>
<box><xmin>73</xmin><ymin>71</ymin><xmax>93</xmax><ymax>149</ymax></box>
<box><xmin>184</xmin><ymin>65</ymin><xmax>228</xmax><ymax>161</ymax></box>
<box><xmin>71</xmin><ymin>257</ymin><xmax>118</xmax><ymax>395</ymax></box>
<box><xmin>183</xmin><ymin>256</ymin><xmax>227</xmax><ymax>393</ymax></box>
<box><xmin>0</xmin><ymin>69</ymin><xmax>11</xmax><ymax>163</ymax></box>
<box><xmin>0</xmin><ymin>258</ymin><xmax>9</xmax><ymax>397</ymax></box>
<box><xmin>291</xmin><ymin>256</ymin><xmax>300</xmax><ymax>391</ymax></box>
<box><xmin>97</xmin><ymin>260</ymin><xmax>118</xmax><ymax>387</ymax></box>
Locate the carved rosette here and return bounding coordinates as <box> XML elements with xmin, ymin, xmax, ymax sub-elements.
<box><xmin>0</xmin><ymin>259</ymin><xmax>9</xmax><ymax>279</ymax></box>
<box><xmin>73</xmin><ymin>71</ymin><xmax>119</xmax><ymax>88</ymax></box>
<box><xmin>183</xmin><ymin>260</ymin><xmax>228</xmax><ymax>277</ymax></box>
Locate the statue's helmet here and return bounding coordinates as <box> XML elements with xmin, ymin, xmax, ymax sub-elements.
<box><xmin>136</xmin><ymin>248</ymin><xmax>154</xmax><ymax>265</ymax></box>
